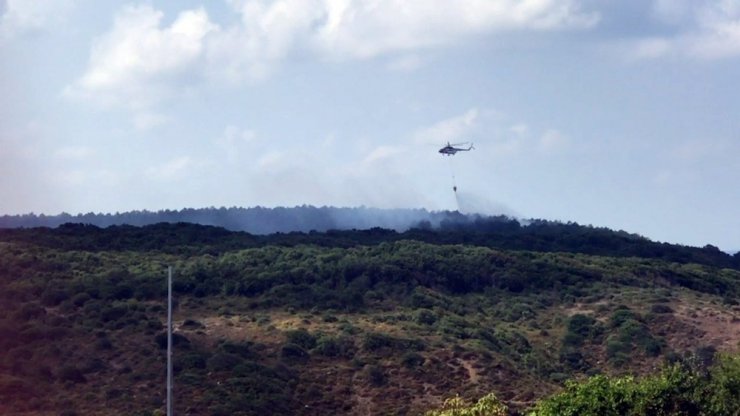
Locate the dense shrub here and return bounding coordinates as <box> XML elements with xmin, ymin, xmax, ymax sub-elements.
<box><xmin>40</xmin><ymin>288</ymin><xmax>69</xmax><ymax>306</ymax></box>
<box><xmin>401</xmin><ymin>351</ymin><xmax>425</xmax><ymax>369</ymax></box>
<box><xmin>280</xmin><ymin>343</ymin><xmax>309</xmax><ymax>363</ymax></box>
<box><xmin>416</xmin><ymin>308</ymin><xmax>438</xmax><ymax>325</ymax></box>
<box><xmin>177</xmin><ymin>351</ymin><xmax>208</xmax><ymax>371</ymax></box>
<box><xmin>207</xmin><ymin>352</ymin><xmax>243</xmax><ymax>371</ymax></box>
<box><xmin>285</xmin><ymin>329</ymin><xmax>316</xmax><ymax>350</ymax></box>
<box><xmin>649</xmin><ymin>304</ymin><xmax>673</xmax><ymax>314</ymax></box>
<box><xmin>365</xmin><ymin>365</ymin><xmax>386</xmax><ymax>386</ymax></box>
<box><xmin>362</xmin><ymin>332</ymin><xmax>395</xmax><ymax>352</ymax></box>
<box><xmin>314</xmin><ymin>335</ymin><xmax>354</xmax><ymax>358</ymax></box>
<box><xmin>219</xmin><ymin>341</ymin><xmax>254</xmax><ymax>359</ymax></box>
<box><xmin>154</xmin><ymin>332</ymin><xmax>190</xmax><ymax>349</ymax></box>
<box><xmin>528</xmin><ymin>354</ymin><xmax>740</xmax><ymax>416</ymax></box>
<box><xmin>426</xmin><ymin>393</ymin><xmax>508</xmax><ymax>416</ymax></box>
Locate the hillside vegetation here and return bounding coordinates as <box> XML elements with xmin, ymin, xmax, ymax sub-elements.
<box><xmin>0</xmin><ymin>220</ymin><xmax>738</xmax><ymax>415</ymax></box>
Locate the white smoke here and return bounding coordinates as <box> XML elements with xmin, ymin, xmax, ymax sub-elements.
<box><xmin>454</xmin><ymin>190</ymin><xmax>519</xmax><ymax>217</ymax></box>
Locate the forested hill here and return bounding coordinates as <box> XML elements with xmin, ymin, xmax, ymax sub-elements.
<box><xmin>1</xmin><ymin>216</ymin><xmax>739</xmax><ymax>415</ymax></box>
<box><xmin>1</xmin><ymin>218</ymin><xmax>738</xmax><ymax>271</ymax></box>
<box><xmin>0</xmin><ymin>206</ymin><xmax>449</xmax><ymax>234</ymax></box>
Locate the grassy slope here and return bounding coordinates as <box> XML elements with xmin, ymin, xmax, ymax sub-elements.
<box><xmin>0</xmin><ymin>226</ymin><xmax>738</xmax><ymax>415</ymax></box>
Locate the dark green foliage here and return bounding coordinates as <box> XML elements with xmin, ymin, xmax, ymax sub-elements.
<box><xmin>14</xmin><ymin>303</ymin><xmax>46</xmax><ymax>321</ymax></box>
<box><xmin>219</xmin><ymin>341</ymin><xmax>254</xmax><ymax>360</ymax></box>
<box><xmin>71</xmin><ymin>292</ymin><xmax>91</xmax><ymax>307</ymax></box>
<box><xmin>207</xmin><ymin>352</ymin><xmax>243</xmax><ymax>372</ymax></box>
<box><xmin>177</xmin><ymin>351</ymin><xmax>208</xmax><ymax>371</ymax></box>
<box><xmin>199</xmin><ymin>360</ymin><xmax>297</xmax><ymax>415</ymax></box>
<box><xmin>100</xmin><ymin>304</ymin><xmax>128</xmax><ymax>322</ymax></box>
<box><xmin>602</xmin><ymin>307</ymin><xmax>665</xmax><ymax>364</ymax></box>
<box><xmin>609</xmin><ymin>308</ymin><xmax>638</xmax><ymax>328</ymax></box>
<box><xmin>362</xmin><ymin>332</ymin><xmax>426</xmax><ymax>353</ymax></box>
<box><xmin>649</xmin><ymin>304</ymin><xmax>673</xmax><ymax>314</ymax></box>
<box><xmin>0</xmin><ymin>220</ymin><xmax>738</xmax><ymax>415</ymax></box>
<box><xmin>363</xmin><ymin>332</ymin><xmax>395</xmax><ymax>351</ymax></box>
<box><xmin>415</xmin><ymin>308</ymin><xmax>438</xmax><ymax>325</ymax></box>
<box><xmin>559</xmin><ymin>350</ymin><xmax>589</xmax><ymax>372</ymax></box>
<box><xmin>95</xmin><ymin>337</ymin><xmax>113</xmax><ymax>350</ymax></box>
<box><xmin>3</xmin><ymin>211</ymin><xmax>737</xmax><ymax>271</ymax></box>
<box><xmin>568</xmin><ymin>314</ymin><xmax>599</xmax><ymax>338</ymax></box>
<box><xmin>40</xmin><ymin>287</ymin><xmax>69</xmax><ymax>306</ymax></box>
<box><xmin>562</xmin><ymin>314</ymin><xmax>601</xmax><ymax>348</ymax></box>
<box><xmin>313</xmin><ymin>335</ymin><xmax>354</xmax><ymax>358</ymax></box>
<box><xmin>280</xmin><ymin>343</ymin><xmax>309</xmax><ymax>363</ymax></box>
<box><xmin>365</xmin><ymin>365</ymin><xmax>386</xmax><ymax>386</ymax></box>
<box><xmin>285</xmin><ymin>329</ymin><xmax>316</xmax><ymax>350</ymax></box>
<box><xmin>181</xmin><ymin>318</ymin><xmax>203</xmax><ymax>328</ymax></box>
<box><xmin>154</xmin><ymin>332</ymin><xmax>190</xmax><ymax>349</ymax></box>
<box><xmin>401</xmin><ymin>351</ymin><xmax>425</xmax><ymax>369</ymax></box>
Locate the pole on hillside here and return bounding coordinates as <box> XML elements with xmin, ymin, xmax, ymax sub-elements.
<box><xmin>167</xmin><ymin>266</ymin><xmax>173</xmax><ymax>416</ymax></box>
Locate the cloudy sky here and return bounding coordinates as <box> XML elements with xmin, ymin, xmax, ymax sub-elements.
<box><xmin>1</xmin><ymin>0</ymin><xmax>739</xmax><ymax>250</ymax></box>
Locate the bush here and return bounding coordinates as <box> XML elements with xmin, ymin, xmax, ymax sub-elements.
<box><xmin>416</xmin><ymin>309</ymin><xmax>438</xmax><ymax>325</ymax></box>
<box><xmin>401</xmin><ymin>351</ymin><xmax>425</xmax><ymax>369</ymax></box>
<box><xmin>177</xmin><ymin>351</ymin><xmax>208</xmax><ymax>371</ymax></box>
<box><xmin>14</xmin><ymin>303</ymin><xmax>46</xmax><ymax>321</ymax></box>
<box><xmin>285</xmin><ymin>329</ymin><xmax>316</xmax><ymax>350</ymax></box>
<box><xmin>426</xmin><ymin>393</ymin><xmax>507</xmax><ymax>416</ymax></box>
<box><xmin>100</xmin><ymin>304</ymin><xmax>128</xmax><ymax>322</ymax></box>
<box><xmin>362</xmin><ymin>332</ymin><xmax>394</xmax><ymax>352</ymax></box>
<box><xmin>207</xmin><ymin>352</ymin><xmax>242</xmax><ymax>371</ymax></box>
<box><xmin>365</xmin><ymin>365</ymin><xmax>386</xmax><ymax>387</ymax></box>
<box><xmin>280</xmin><ymin>343</ymin><xmax>309</xmax><ymax>363</ymax></box>
<box><xmin>40</xmin><ymin>288</ymin><xmax>69</xmax><ymax>306</ymax></box>
<box><xmin>154</xmin><ymin>332</ymin><xmax>190</xmax><ymax>350</ymax></box>
<box><xmin>567</xmin><ymin>314</ymin><xmax>599</xmax><ymax>337</ymax></box>
<box><xmin>606</xmin><ymin>336</ymin><xmax>632</xmax><ymax>360</ymax></box>
<box><xmin>181</xmin><ymin>319</ymin><xmax>203</xmax><ymax>328</ymax></box>
<box><xmin>218</xmin><ymin>341</ymin><xmax>254</xmax><ymax>360</ymax></box>
<box><xmin>650</xmin><ymin>304</ymin><xmax>673</xmax><ymax>314</ymax></box>
<box><xmin>609</xmin><ymin>309</ymin><xmax>638</xmax><ymax>328</ymax></box>
<box><xmin>529</xmin><ymin>355</ymin><xmax>740</xmax><ymax>416</ymax></box>
<box><xmin>317</xmin><ymin>335</ymin><xmax>355</xmax><ymax>358</ymax></box>
<box><xmin>71</xmin><ymin>293</ymin><xmax>91</xmax><ymax>307</ymax></box>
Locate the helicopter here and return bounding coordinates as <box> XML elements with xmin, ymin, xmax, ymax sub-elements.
<box><xmin>438</xmin><ymin>141</ymin><xmax>474</xmax><ymax>155</ymax></box>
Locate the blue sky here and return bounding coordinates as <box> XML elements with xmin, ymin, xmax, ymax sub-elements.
<box><xmin>1</xmin><ymin>0</ymin><xmax>739</xmax><ymax>251</ymax></box>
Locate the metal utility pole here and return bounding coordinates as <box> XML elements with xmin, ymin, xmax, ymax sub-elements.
<box><xmin>167</xmin><ymin>266</ymin><xmax>173</xmax><ymax>416</ymax></box>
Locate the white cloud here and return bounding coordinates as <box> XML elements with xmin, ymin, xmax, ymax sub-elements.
<box><xmin>146</xmin><ymin>156</ymin><xmax>194</xmax><ymax>181</ymax></box>
<box><xmin>133</xmin><ymin>112</ymin><xmax>170</xmax><ymax>131</ymax></box>
<box><xmin>72</xmin><ymin>1</ymin><xmax>598</xmax><ymax>98</ymax></box>
<box><xmin>651</xmin><ymin>0</ymin><xmax>694</xmax><ymax>25</ymax></box>
<box><xmin>309</xmin><ymin>0</ymin><xmax>598</xmax><ymax>60</ymax></box>
<box><xmin>538</xmin><ymin>129</ymin><xmax>570</xmax><ymax>152</ymax></box>
<box><xmin>386</xmin><ymin>55</ymin><xmax>423</xmax><ymax>72</ymax></box>
<box><xmin>216</xmin><ymin>125</ymin><xmax>257</xmax><ymax>162</ymax></box>
<box><xmin>414</xmin><ymin>108</ymin><xmax>479</xmax><ymax>145</ymax></box>
<box><xmin>0</xmin><ymin>0</ymin><xmax>74</xmax><ymax>39</ymax></box>
<box><xmin>669</xmin><ymin>138</ymin><xmax>732</xmax><ymax>162</ymax></box>
<box><xmin>256</xmin><ymin>150</ymin><xmax>285</xmax><ymax>170</ymax></box>
<box><xmin>509</xmin><ymin>123</ymin><xmax>529</xmax><ymax>137</ymax></box>
<box><xmin>68</xmin><ymin>5</ymin><xmax>215</xmax><ymax>109</ymax></box>
<box><xmin>633</xmin><ymin>37</ymin><xmax>673</xmax><ymax>59</ymax></box>
<box><xmin>362</xmin><ymin>145</ymin><xmax>405</xmax><ymax>165</ymax></box>
<box><xmin>634</xmin><ymin>0</ymin><xmax>740</xmax><ymax>59</ymax></box>
<box><xmin>54</xmin><ymin>146</ymin><xmax>93</xmax><ymax>160</ymax></box>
